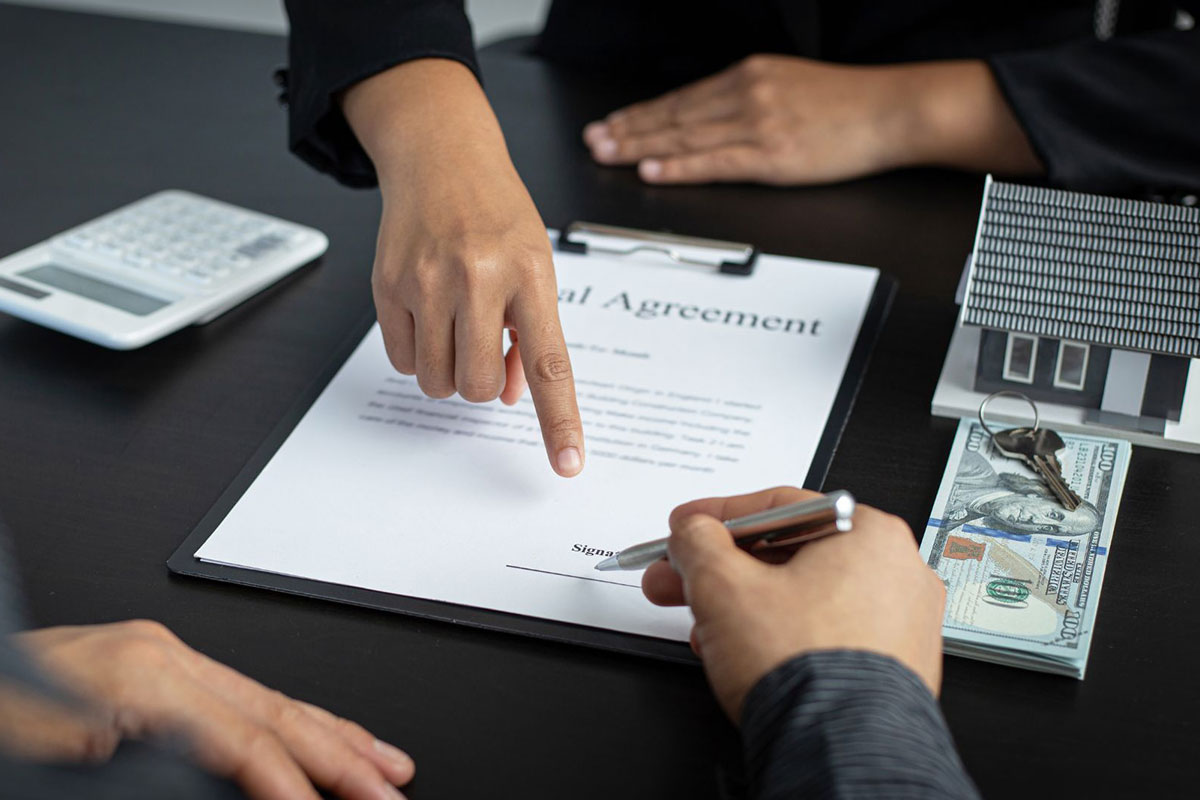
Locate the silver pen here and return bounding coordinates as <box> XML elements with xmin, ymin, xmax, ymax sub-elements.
<box><xmin>595</xmin><ymin>491</ymin><xmax>856</xmax><ymax>571</ymax></box>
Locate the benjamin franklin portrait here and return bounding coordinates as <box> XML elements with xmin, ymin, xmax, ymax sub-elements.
<box><xmin>944</xmin><ymin>452</ymin><xmax>1100</xmax><ymax>537</ymax></box>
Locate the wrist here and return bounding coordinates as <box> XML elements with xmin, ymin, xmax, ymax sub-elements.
<box><xmin>342</xmin><ymin>58</ymin><xmax>513</xmax><ymax>190</ymax></box>
<box><xmin>899</xmin><ymin>60</ymin><xmax>1042</xmax><ymax>175</ymax></box>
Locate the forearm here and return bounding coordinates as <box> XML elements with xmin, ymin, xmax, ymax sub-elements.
<box><xmin>741</xmin><ymin>650</ymin><xmax>980</xmax><ymax>800</ymax></box>
<box><xmin>342</xmin><ymin>59</ymin><xmax>515</xmax><ymax>192</ymax></box>
<box><xmin>892</xmin><ymin>59</ymin><xmax>1043</xmax><ymax>177</ymax></box>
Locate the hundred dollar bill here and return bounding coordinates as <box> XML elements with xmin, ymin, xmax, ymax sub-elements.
<box><xmin>919</xmin><ymin>419</ymin><xmax>1130</xmax><ymax>679</ymax></box>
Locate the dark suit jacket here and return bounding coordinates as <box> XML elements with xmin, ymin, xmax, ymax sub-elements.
<box><xmin>282</xmin><ymin>0</ymin><xmax>1200</xmax><ymax>198</ymax></box>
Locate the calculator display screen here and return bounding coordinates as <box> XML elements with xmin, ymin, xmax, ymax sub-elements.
<box><xmin>19</xmin><ymin>264</ymin><xmax>170</xmax><ymax>316</ymax></box>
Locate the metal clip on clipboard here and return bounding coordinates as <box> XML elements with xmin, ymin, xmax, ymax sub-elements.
<box><xmin>556</xmin><ymin>221</ymin><xmax>759</xmax><ymax>276</ymax></box>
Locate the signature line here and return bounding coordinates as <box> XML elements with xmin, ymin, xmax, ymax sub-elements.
<box><xmin>505</xmin><ymin>564</ymin><xmax>640</xmax><ymax>588</ymax></box>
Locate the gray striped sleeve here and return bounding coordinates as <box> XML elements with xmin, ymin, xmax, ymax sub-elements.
<box><xmin>740</xmin><ymin>650</ymin><xmax>980</xmax><ymax>800</ymax></box>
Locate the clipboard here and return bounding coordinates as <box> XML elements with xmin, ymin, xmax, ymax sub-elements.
<box><xmin>169</xmin><ymin>224</ymin><xmax>896</xmax><ymax>664</ymax></box>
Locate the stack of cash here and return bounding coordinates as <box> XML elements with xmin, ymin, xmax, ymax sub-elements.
<box><xmin>919</xmin><ymin>419</ymin><xmax>1130</xmax><ymax>678</ymax></box>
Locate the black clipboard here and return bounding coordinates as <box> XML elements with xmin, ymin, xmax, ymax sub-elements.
<box><xmin>169</xmin><ymin>224</ymin><xmax>897</xmax><ymax>664</ymax></box>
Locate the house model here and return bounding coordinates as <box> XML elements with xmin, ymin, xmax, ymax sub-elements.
<box><xmin>958</xmin><ymin>177</ymin><xmax>1199</xmax><ymax>436</ymax></box>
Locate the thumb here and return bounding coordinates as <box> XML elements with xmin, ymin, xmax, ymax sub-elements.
<box><xmin>667</xmin><ymin>514</ymin><xmax>754</xmax><ymax>602</ymax></box>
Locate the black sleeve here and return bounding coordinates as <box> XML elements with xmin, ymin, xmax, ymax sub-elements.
<box><xmin>740</xmin><ymin>650</ymin><xmax>980</xmax><ymax>800</ymax></box>
<box><xmin>988</xmin><ymin>22</ymin><xmax>1200</xmax><ymax>197</ymax></box>
<box><xmin>282</xmin><ymin>0</ymin><xmax>480</xmax><ymax>187</ymax></box>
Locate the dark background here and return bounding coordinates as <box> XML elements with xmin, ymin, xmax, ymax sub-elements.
<box><xmin>0</xmin><ymin>6</ymin><xmax>1194</xmax><ymax>797</ymax></box>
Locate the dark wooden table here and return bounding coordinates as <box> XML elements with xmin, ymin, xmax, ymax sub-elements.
<box><xmin>0</xmin><ymin>5</ymin><xmax>1194</xmax><ymax>797</ymax></box>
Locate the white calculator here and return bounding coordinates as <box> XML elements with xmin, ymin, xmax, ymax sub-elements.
<box><xmin>0</xmin><ymin>190</ymin><xmax>329</xmax><ymax>349</ymax></box>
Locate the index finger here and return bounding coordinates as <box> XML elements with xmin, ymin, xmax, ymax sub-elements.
<box><xmin>668</xmin><ymin>486</ymin><xmax>817</xmax><ymax>529</ymax></box>
<box><xmin>509</xmin><ymin>291</ymin><xmax>584</xmax><ymax>477</ymax></box>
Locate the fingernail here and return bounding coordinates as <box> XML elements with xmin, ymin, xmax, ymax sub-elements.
<box><xmin>557</xmin><ymin>447</ymin><xmax>583</xmax><ymax>476</ymax></box>
<box><xmin>640</xmin><ymin>159</ymin><xmax>663</xmax><ymax>180</ymax></box>
<box><xmin>595</xmin><ymin>138</ymin><xmax>617</xmax><ymax>160</ymax></box>
<box><xmin>583</xmin><ymin>121</ymin><xmax>609</xmax><ymax>142</ymax></box>
<box><xmin>374</xmin><ymin>739</ymin><xmax>413</xmax><ymax>772</ymax></box>
<box><xmin>377</xmin><ymin>783</ymin><xmax>406</xmax><ymax>800</ymax></box>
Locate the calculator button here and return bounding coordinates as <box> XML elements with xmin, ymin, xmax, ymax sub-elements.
<box><xmin>236</xmin><ymin>233</ymin><xmax>286</xmax><ymax>259</ymax></box>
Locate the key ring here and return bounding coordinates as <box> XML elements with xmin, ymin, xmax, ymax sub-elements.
<box><xmin>978</xmin><ymin>391</ymin><xmax>1039</xmax><ymax>438</ymax></box>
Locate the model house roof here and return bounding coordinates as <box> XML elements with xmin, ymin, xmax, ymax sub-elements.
<box><xmin>961</xmin><ymin>177</ymin><xmax>1200</xmax><ymax>359</ymax></box>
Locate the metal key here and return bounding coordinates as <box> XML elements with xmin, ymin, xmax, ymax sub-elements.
<box><xmin>991</xmin><ymin>426</ymin><xmax>1082</xmax><ymax>511</ymax></box>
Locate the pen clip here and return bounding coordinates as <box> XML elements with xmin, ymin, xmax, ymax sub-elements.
<box><xmin>747</xmin><ymin>521</ymin><xmax>843</xmax><ymax>550</ymax></box>
<box><xmin>729</xmin><ymin>491</ymin><xmax>855</xmax><ymax>553</ymax></box>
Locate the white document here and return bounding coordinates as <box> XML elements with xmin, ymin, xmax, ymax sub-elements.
<box><xmin>196</xmin><ymin>245</ymin><xmax>879</xmax><ymax>642</ymax></box>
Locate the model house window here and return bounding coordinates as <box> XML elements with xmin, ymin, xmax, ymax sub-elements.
<box><xmin>1054</xmin><ymin>341</ymin><xmax>1090</xmax><ymax>390</ymax></box>
<box><xmin>1003</xmin><ymin>333</ymin><xmax>1038</xmax><ymax>384</ymax></box>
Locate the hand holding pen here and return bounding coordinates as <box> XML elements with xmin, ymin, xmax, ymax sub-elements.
<box><xmin>635</xmin><ymin>487</ymin><xmax>947</xmax><ymax>721</ymax></box>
